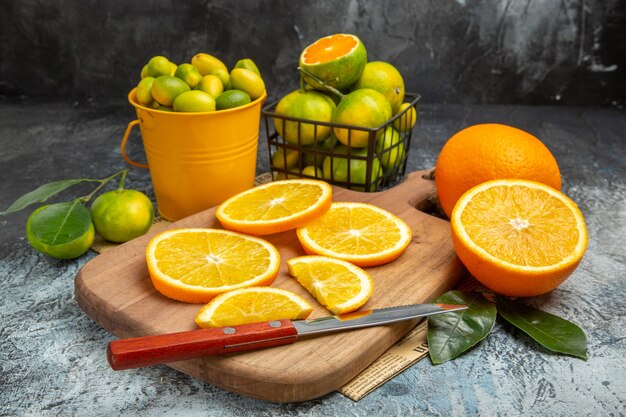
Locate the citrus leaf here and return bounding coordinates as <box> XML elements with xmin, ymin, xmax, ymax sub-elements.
<box><xmin>0</xmin><ymin>178</ymin><xmax>98</xmax><ymax>216</ymax></box>
<box><xmin>27</xmin><ymin>200</ymin><xmax>92</xmax><ymax>245</ymax></box>
<box><xmin>496</xmin><ymin>295</ymin><xmax>588</xmax><ymax>360</ymax></box>
<box><xmin>427</xmin><ymin>290</ymin><xmax>497</xmax><ymax>364</ymax></box>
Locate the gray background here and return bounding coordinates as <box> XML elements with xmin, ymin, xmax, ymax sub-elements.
<box><xmin>1</xmin><ymin>1</ymin><xmax>625</xmax><ymax>416</ymax></box>
<box><xmin>1</xmin><ymin>0</ymin><xmax>624</xmax><ymax>106</ymax></box>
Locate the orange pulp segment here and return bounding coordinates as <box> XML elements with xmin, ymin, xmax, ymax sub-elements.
<box><xmin>296</xmin><ymin>202</ymin><xmax>412</xmax><ymax>267</ymax></box>
<box><xmin>451</xmin><ymin>179</ymin><xmax>588</xmax><ymax>297</ymax></box>
<box><xmin>146</xmin><ymin>228</ymin><xmax>280</xmax><ymax>303</ymax></box>
<box><xmin>287</xmin><ymin>255</ymin><xmax>374</xmax><ymax>315</ymax></box>
<box><xmin>216</xmin><ymin>179</ymin><xmax>332</xmax><ymax>235</ymax></box>
<box><xmin>195</xmin><ymin>287</ymin><xmax>313</xmax><ymax>328</ymax></box>
<box><xmin>301</xmin><ymin>34</ymin><xmax>359</xmax><ymax>64</ymax></box>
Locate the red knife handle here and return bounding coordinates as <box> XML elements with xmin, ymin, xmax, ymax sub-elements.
<box><xmin>107</xmin><ymin>319</ymin><xmax>298</xmax><ymax>370</ymax></box>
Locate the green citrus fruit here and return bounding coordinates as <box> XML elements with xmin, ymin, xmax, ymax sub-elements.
<box><xmin>191</xmin><ymin>53</ymin><xmax>228</xmax><ymax>76</ymax></box>
<box><xmin>233</xmin><ymin>58</ymin><xmax>261</xmax><ymax>76</ymax></box>
<box><xmin>302</xmin><ymin>165</ymin><xmax>323</xmax><ymax>178</ymax></box>
<box><xmin>136</xmin><ymin>76</ymin><xmax>155</xmax><ymax>106</ymax></box>
<box><xmin>169</xmin><ymin>62</ymin><xmax>177</xmax><ymax>76</ymax></box>
<box><xmin>215</xmin><ymin>89</ymin><xmax>251</xmax><ymax>110</ymax></box>
<box><xmin>197</xmin><ymin>75</ymin><xmax>224</xmax><ymax>99</ymax></box>
<box><xmin>229</xmin><ymin>68</ymin><xmax>265</xmax><ymax>100</ymax></box>
<box><xmin>301</xmin><ymin>135</ymin><xmax>337</xmax><ymax>167</ymax></box>
<box><xmin>151</xmin><ymin>76</ymin><xmax>191</xmax><ymax>106</ymax></box>
<box><xmin>299</xmin><ymin>33</ymin><xmax>367</xmax><ymax>91</ymax></box>
<box><xmin>146</xmin><ymin>56</ymin><xmax>172</xmax><ymax>78</ymax></box>
<box><xmin>26</xmin><ymin>201</ymin><xmax>95</xmax><ymax>259</ymax></box>
<box><xmin>322</xmin><ymin>146</ymin><xmax>383</xmax><ymax>191</ymax></box>
<box><xmin>274</xmin><ymin>89</ymin><xmax>336</xmax><ymax>146</ymax></box>
<box><xmin>393</xmin><ymin>102</ymin><xmax>417</xmax><ymax>132</ymax></box>
<box><xmin>174</xmin><ymin>63</ymin><xmax>203</xmax><ymax>88</ymax></box>
<box><xmin>271</xmin><ymin>147</ymin><xmax>300</xmax><ymax>170</ymax></box>
<box><xmin>351</xmin><ymin>61</ymin><xmax>405</xmax><ymax>113</ymax></box>
<box><xmin>376</xmin><ymin>126</ymin><xmax>406</xmax><ymax>171</ymax></box>
<box><xmin>210</xmin><ymin>68</ymin><xmax>231</xmax><ymax>90</ymax></box>
<box><xmin>90</xmin><ymin>189</ymin><xmax>154</xmax><ymax>243</ymax></box>
<box><xmin>140</xmin><ymin>64</ymin><xmax>149</xmax><ymax>79</ymax></box>
<box><xmin>172</xmin><ymin>90</ymin><xmax>216</xmax><ymax>112</ymax></box>
<box><xmin>333</xmin><ymin>89</ymin><xmax>392</xmax><ymax>148</ymax></box>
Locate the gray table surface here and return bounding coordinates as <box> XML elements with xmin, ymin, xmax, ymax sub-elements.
<box><xmin>1</xmin><ymin>97</ymin><xmax>624</xmax><ymax>416</ymax></box>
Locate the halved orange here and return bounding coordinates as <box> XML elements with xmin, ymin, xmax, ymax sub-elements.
<box><xmin>299</xmin><ymin>33</ymin><xmax>367</xmax><ymax>91</ymax></box>
<box><xmin>451</xmin><ymin>179</ymin><xmax>588</xmax><ymax>297</ymax></box>
<box><xmin>287</xmin><ymin>255</ymin><xmax>374</xmax><ymax>315</ymax></box>
<box><xmin>146</xmin><ymin>228</ymin><xmax>280</xmax><ymax>303</ymax></box>
<box><xmin>195</xmin><ymin>287</ymin><xmax>313</xmax><ymax>328</ymax></box>
<box><xmin>215</xmin><ymin>179</ymin><xmax>333</xmax><ymax>235</ymax></box>
<box><xmin>296</xmin><ymin>202</ymin><xmax>412</xmax><ymax>267</ymax></box>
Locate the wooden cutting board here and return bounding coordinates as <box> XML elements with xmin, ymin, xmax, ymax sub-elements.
<box><xmin>75</xmin><ymin>170</ymin><xmax>465</xmax><ymax>403</ymax></box>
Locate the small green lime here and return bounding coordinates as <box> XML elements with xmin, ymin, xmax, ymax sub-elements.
<box><xmin>210</xmin><ymin>68</ymin><xmax>231</xmax><ymax>90</ymax></box>
<box><xmin>140</xmin><ymin>64</ymin><xmax>149</xmax><ymax>79</ymax></box>
<box><xmin>169</xmin><ymin>62</ymin><xmax>177</xmax><ymax>76</ymax></box>
<box><xmin>302</xmin><ymin>165</ymin><xmax>323</xmax><ymax>178</ymax></box>
<box><xmin>197</xmin><ymin>75</ymin><xmax>224</xmax><ymax>99</ymax></box>
<box><xmin>26</xmin><ymin>201</ymin><xmax>95</xmax><ymax>259</ymax></box>
<box><xmin>191</xmin><ymin>53</ymin><xmax>228</xmax><ymax>76</ymax></box>
<box><xmin>301</xmin><ymin>135</ymin><xmax>337</xmax><ymax>167</ymax></box>
<box><xmin>392</xmin><ymin>102</ymin><xmax>417</xmax><ymax>133</ymax></box>
<box><xmin>136</xmin><ymin>76</ymin><xmax>155</xmax><ymax>105</ymax></box>
<box><xmin>173</xmin><ymin>90</ymin><xmax>216</xmax><ymax>112</ymax></box>
<box><xmin>175</xmin><ymin>63</ymin><xmax>203</xmax><ymax>88</ymax></box>
<box><xmin>274</xmin><ymin>90</ymin><xmax>335</xmax><ymax>146</ymax></box>
<box><xmin>146</xmin><ymin>56</ymin><xmax>172</xmax><ymax>78</ymax></box>
<box><xmin>229</xmin><ymin>68</ymin><xmax>265</xmax><ymax>100</ymax></box>
<box><xmin>151</xmin><ymin>76</ymin><xmax>190</xmax><ymax>106</ymax></box>
<box><xmin>322</xmin><ymin>146</ymin><xmax>383</xmax><ymax>191</ymax></box>
<box><xmin>233</xmin><ymin>58</ymin><xmax>261</xmax><ymax>76</ymax></box>
<box><xmin>271</xmin><ymin>147</ymin><xmax>299</xmax><ymax>170</ymax></box>
<box><xmin>375</xmin><ymin>126</ymin><xmax>406</xmax><ymax>170</ymax></box>
<box><xmin>215</xmin><ymin>89</ymin><xmax>251</xmax><ymax>110</ymax></box>
<box><xmin>90</xmin><ymin>189</ymin><xmax>154</xmax><ymax>243</ymax></box>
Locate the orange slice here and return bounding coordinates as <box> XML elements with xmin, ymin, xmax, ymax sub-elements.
<box><xmin>146</xmin><ymin>228</ymin><xmax>280</xmax><ymax>303</ymax></box>
<box><xmin>215</xmin><ymin>179</ymin><xmax>333</xmax><ymax>236</ymax></box>
<box><xmin>195</xmin><ymin>287</ymin><xmax>313</xmax><ymax>328</ymax></box>
<box><xmin>451</xmin><ymin>179</ymin><xmax>588</xmax><ymax>297</ymax></box>
<box><xmin>287</xmin><ymin>255</ymin><xmax>374</xmax><ymax>315</ymax></box>
<box><xmin>296</xmin><ymin>202</ymin><xmax>412</xmax><ymax>267</ymax></box>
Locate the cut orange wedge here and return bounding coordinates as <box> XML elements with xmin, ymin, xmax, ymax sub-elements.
<box><xmin>287</xmin><ymin>255</ymin><xmax>374</xmax><ymax>315</ymax></box>
<box><xmin>451</xmin><ymin>179</ymin><xmax>588</xmax><ymax>297</ymax></box>
<box><xmin>215</xmin><ymin>179</ymin><xmax>333</xmax><ymax>235</ymax></box>
<box><xmin>296</xmin><ymin>202</ymin><xmax>412</xmax><ymax>267</ymax></box>
<box><xmin>146</xmin><ymin>228</ymin><xmax>280</xmax><ymax>303</ymax></box>
<box><xmin>195</xmin><ymin>287</ymin><xmax>313</xmax><ymax>328</ymax></box>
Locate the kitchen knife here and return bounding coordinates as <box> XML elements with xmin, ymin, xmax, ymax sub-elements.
<box><xmin>107</xmin><ymin>303</ymin><xmax>467</xmax><ymax>370</ymax></box>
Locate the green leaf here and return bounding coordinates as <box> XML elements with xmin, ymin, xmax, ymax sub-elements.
<box><xmin>26</xmin><ymin>200</ymin><xmax>94</xmax><ymax>259</ymax></box>
<box><xmin>496</xmin><ymin>295</ymin><xmax>588</xmax><ymax>360</ymax></box>
<box><xmin>427</xmin><ymin>290</ymin><xmax>497</xmax><ymax>364</ymax></box>
<box><xmin>0</xmin><ymin>178</ymin><xmax>99</xmax><ymax>216</ymax></box>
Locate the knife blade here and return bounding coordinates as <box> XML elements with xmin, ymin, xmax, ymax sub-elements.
<box><xmin>107</xmin><ymin>303</ymin><xmax>467</xmax><ymax>370</ymax></box>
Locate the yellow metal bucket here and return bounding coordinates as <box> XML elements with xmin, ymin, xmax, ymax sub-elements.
<box><xmin>121</xmin><ymin>88</ymin><xmax>266</xmax><ymax>221</ymax></box>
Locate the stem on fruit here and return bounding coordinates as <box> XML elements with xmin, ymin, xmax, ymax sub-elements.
<box><xmin>297</xmin><ymin>67</ymin><xmax>345</xmax><ymax>100</ymax></box>
<box><xmin>117</xmin><ymin>169</ymin><xmax>128</xmax><ymax>191</ymax></box>
<box><xmin>79</xmin><ymin>169</ymin><xmax>128</xmax><ymax>204</ymax></box>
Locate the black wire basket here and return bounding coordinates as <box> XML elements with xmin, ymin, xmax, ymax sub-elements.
<box><xmin>262</xmin><ymin>92</ymin><xmax>420</xmax><ymax>192</ymax></box>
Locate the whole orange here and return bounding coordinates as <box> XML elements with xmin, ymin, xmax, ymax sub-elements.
<box><xmin>435</xmin><ymin>124</ymin><xmax>561</xmax><ymax>218</ymax></box>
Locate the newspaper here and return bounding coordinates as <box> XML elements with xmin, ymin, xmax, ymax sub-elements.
<box><xmin>338</xmin><ymin>319</ymin><xmax>430</xmax><ymax>401</ymax></box>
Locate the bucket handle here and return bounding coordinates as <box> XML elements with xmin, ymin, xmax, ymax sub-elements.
<box><xmin>120</xmin><ymin>119</ymin><xmax>149</xmax><ymax>169</ymax></box>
